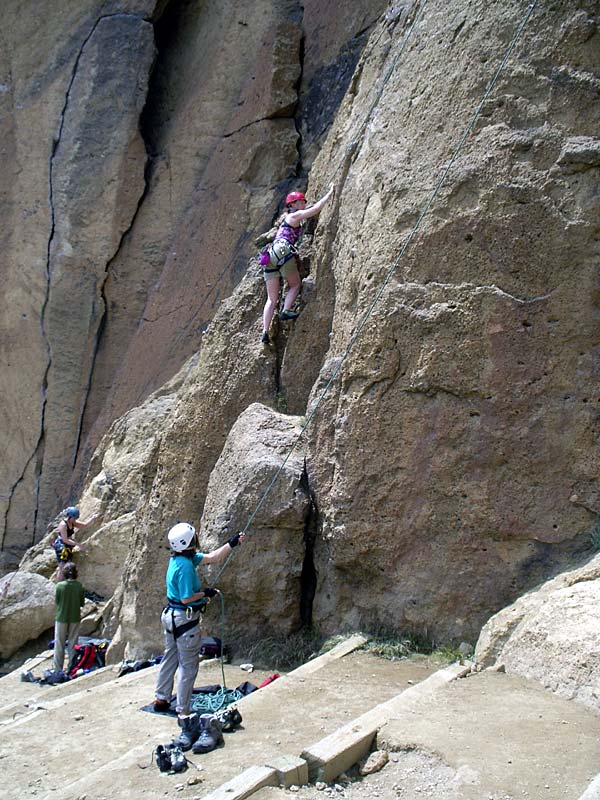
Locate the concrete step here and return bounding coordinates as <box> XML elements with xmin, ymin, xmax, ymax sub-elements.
<box><xmin>0</xmin><ymin>634</ymin><xmax>441</xmax><ymax>800</ymax></box>
<box><xmin>0</xmin><ymin>656</ymin><xmax>120</xmax><ymax>727</ymax></box>
<box><xmin>251</xmin><ymin>668</ymin><xmax>600</xmax><ymax>800</ymax></box>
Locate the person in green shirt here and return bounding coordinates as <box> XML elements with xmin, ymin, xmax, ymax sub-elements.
<box><xmin>53</xmin><ymin>562</ymin><xmax>85</xmax><ymax>674</ymax></box>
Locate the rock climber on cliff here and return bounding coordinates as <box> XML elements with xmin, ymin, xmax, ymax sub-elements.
<box><xmin>260</xmin><ymin>184</ymin><xmax>334</xmax><ymax>344</ymax></box>
<box><xmin>53</xmin><ymin>506</ymin><xmax>99</xmax><ymax>581</ymax></box>
<box><xmin>153</xmin><ymin>522</ymin><xmax>245</xmax><ymax>751</ymax></box>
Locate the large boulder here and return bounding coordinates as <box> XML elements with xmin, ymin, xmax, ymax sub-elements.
<box><xmin>199</xmin><ymin>403</ymin><xmax>310</xmax><ymax>636</ymax></box>
<box><xmin>0</xmin><ymin>572</ymin><xmax>55</xmax><ymax>659</ymax></box>
<box><xmin>475</xmin><ymin>554</ymin><xmax>600</xmax><ymax>713</ymax></box>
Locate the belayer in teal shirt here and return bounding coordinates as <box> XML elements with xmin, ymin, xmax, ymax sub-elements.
<box><xmin>154</xmin><ymin>522</ymin><xmax>245</xmax><ymax>751</ymax></box>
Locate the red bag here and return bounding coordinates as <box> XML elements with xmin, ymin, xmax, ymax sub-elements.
<box><xmin>68</xmin><ymin>644</ymin><xmax>98</xmax><ymax>679</ymax></box>
<box><xmin>258</xmin><ymin>673</ymin><xmax>280</xmax><ymax>689</ymax></box>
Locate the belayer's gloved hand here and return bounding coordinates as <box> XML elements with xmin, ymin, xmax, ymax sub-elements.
<box><xmin>203</xmin><ymin>587</ymin><xmax>218</xmax><ymax>598</ymax></box>
<box><xmin>228</xmin><ymin>533</ymin><xmax>243</xmax><ymax>548</ymax></box>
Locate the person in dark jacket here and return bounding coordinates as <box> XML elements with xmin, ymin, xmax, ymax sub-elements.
<box><xmin>53</xmin><ymin>562</ymin><xmax>85</xmax><ymax>674</ymax></box>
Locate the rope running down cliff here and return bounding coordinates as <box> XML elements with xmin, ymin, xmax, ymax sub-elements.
<box><xmin>215</xmin><ymin>0</ymin><xmax>539</xmax><ymax>582</ymax></box>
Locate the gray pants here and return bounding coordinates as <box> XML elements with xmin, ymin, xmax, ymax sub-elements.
<box><xmin>53</xmin><ymin>620</ymin><xmax>80</xmax><ymax>673</ymax></box>
<box><xmin>155</xmin><ymin>608</ymin><xmax>202</xmax><ymax>714</ymax></box>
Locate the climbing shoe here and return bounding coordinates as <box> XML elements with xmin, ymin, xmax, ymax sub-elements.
<box><xmin>216</xmin><ymin>706</ymin><xmax>242</xmax><ymax>733</ymax></box>
<box><xmin>261</xmin><ymin>331</ymin><xmax>270</xmax><ymax>344</ymax></box>
<box><xmin>173</xmin><ymin>713</ymin><xmax>201</xmax><ymax>752</ymax></box>
<box><xmin>169</xmin><ymin>744</ymin><xmax>188</xmax><ymax>772</ymax></box>
<box><xmin>153</xmin><ymin>698</ymin><xmax>171</xmax><ymax>712</ymax></box>
<box><xmin>191</xmin><ymin>713</ymin><xmax>224</xmax><ymax>754</ymax></box>
<box><xmin>279</xmin><ymin>310</ymin><xmax>299</xmax><ymax>321</ymax></box>
<box><xmin>155</xmin><ymin>744</ymin><xmax>171</xmax><ymax>772</ymax></box>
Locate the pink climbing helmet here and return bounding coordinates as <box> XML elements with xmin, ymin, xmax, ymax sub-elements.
<box><xmin>285</xmin><ymin>191</ymin><xmax>306</xmax><ymax>206</ymax></box>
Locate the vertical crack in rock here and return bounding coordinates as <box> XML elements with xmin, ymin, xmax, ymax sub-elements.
<box><xmin>5</xmin><ymin>18</ymin><xmax>112</xmax><ymax>548</ymax></box>
<box><xmin>292</xmin><ymin>22</ymin><xmax>307</xmax><ymax>182</ymax></box>
<box><xmin>24</xmin><ymin>13</ymin><xmax>152</xmax><ymax>541</ymax></box>
<box><xmin>299</xmin><ymin>462</ymin><xmax>318</xmax><ymax>626</ymax></box>
<box><xmin>73</xmin><ymin>153</ymin><xmax>154</xmax><ymax>469</ymax></box>
<box><xmin>71</xmin><ymin>13</ymin><xmax>160</xmax><ymax>469</ymax></box>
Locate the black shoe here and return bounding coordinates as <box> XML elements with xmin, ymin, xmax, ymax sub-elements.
<box><xmin>217</xmin><ymin>706</ymin><xmax>242</xmax><ymax>733</ymax></box>
<box><xmin>155</xmin><ymin>744</ymin><xmax>171</xmax><ymax>772</ymax></box>
<box><xmin>261</xmin><ymin>331</ymin><xmax>270</xmax><ymax>344</ymax></box>
<box><xmin>279</xmin><ymin>310</ymin><xmax>299</xmax><ymax>321</ymax></box>
<box><xmin>169</xmin><ymin>744</ymin><xmax>188</xmax><ymax>773</ymax></box>
<box><xmin>192</xmin><ymin>714</ymin><xmax>223</xmax><ymax>754</ymax></box>
<box><xmin>173</xmin><ymin>713</ymin><xmax>200</xmax><ymax>752</ymax></box>
<box><xmin>153</xmin><ymin>698</ymin><xmax>171</xmax><ymax>713</ymax></box>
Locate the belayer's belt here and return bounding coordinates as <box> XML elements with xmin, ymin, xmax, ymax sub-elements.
<box><xmin>172</xmin><ymin>616</ymin><xmax>199</xmax><ymax>640</ymax></box>
<box><xmin>165</xmin><ymin>601</ymin><xmax>204</xmax><ymax>640</ymax></box>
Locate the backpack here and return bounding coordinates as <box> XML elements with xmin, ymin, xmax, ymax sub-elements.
<box><xmin>67</xmin><ymin>644</ymin><xmax>98</xmax><ymax>679</ymax></box>
<box><xmin>199</xmin><ymin>636</ymin><xmax>222</xmax><ymax>658</ymax></box>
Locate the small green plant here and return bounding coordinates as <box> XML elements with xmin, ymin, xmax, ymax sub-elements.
<box><xmin>230</xmin><ymin>628</ymin><xmax>327</xmax><ymax>672</ymax></box>
<box><xmin>275</xmin><ymin>392</ymin><xmax>288</xmax><ymax>413</ymax></box>
<box><xmin>429</xmin><ymin>644</ymin><xmax>464</xmax><ymax>664</ymax></box>
<box><xmin>590</xmin><ymin>521</ymin><xmax>600</xmax><ymax>551</ymax></box>
<box><xmin>359</xmin><ymin>627</ymin><xmax>432</xmax><ymax>660</ymax></box>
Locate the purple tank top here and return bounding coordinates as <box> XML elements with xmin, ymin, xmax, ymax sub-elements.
<box><xmin>275</xmin><ymin>218</ymin><xmax>302</xmax><ymax>246</ymax></box>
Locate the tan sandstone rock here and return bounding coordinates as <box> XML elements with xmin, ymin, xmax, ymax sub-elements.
<box><xmin>199</xmin><ymin>402</ymin><xmax>310</xmax><ymax>636</ymax></box>
<box><xmin>0</xmin><ymin>572</ymin><xmax>55</xmax><ymax>659</ymax></box>
<box><xmin>475</xmin><ymin>553</ymin><xmax>600</xmax><ymax>713</ymax></box>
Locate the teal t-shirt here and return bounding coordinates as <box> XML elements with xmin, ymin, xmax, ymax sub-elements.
<box><xmin>166</xmin><ymin>553</ymin><xmax>204</xmax><ymax>607</ymax></box>
<box><xmin>55</xmin><ymin>579</ymin><xmax>85</xmax><ymax>624</ymax></box>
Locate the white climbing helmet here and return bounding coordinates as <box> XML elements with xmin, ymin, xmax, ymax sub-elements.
<box><xmin>168</xmin><ymin>522</ymin><xmax>196</xmax><ymax>553</ymax></box>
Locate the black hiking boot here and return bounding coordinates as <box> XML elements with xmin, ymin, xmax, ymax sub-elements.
<box><xmin>191</xmin><ymin>713</ymin><xmax>224</xmax><ymax>754</ymax></box>
<box><xmin>261</xmin><ymin>331</ymin><xmax>270</xmax><ymax>344</ymax></box>
<box><xmin>173</xmin><ymin>713</ymin><xmax>201</xmax><ymax>752</ymax></box>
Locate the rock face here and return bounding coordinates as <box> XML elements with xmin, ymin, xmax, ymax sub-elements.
<box><xmin>301</xmin><ymin>0</ymin><xmax>600</xmax><ymax>641</ymax></box>
<box><xmin>0</xmin><ymin>572</ymin><xmax>55</xmax><ymax>659</ymax></box>
<box><xmin>0</xmin><ymin>1</ymin><xmax>157</xmax><ymax>564</ymax></box>
<box><xmin>475</xmin><ymin>555</ymin><xmax>600</xmax><ymax>713</ymax></box>
<box><xmin>2</xmin><ymin>1</ymin><xmax>599</xmax><ymax>682</ymax></box>
<box><xmin>1</xmin><ymin>0</ymin><xmax>386</xmax><ymax>564</ymax></box>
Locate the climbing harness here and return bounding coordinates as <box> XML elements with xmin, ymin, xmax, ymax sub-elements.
<box><xmin>259</xmin><ymin>215</ymin><xmax>304</xmax><ymax>270</ymax></box>
<box><xmin>217</xmin><ymin>0</ymin><xmax>540</xmax><ymax>583</ymax></box>
<box><xmin>260</xmin><ymin>238</ymin><xmax>299</xmax><ymax>270</ymax></box>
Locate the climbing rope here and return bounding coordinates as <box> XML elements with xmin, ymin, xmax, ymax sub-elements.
<box><xmin>191</xmin><ymin>685</ymin><xmax>243</xmax><ymax>714</ymax></box>
<box><xmin>215</xmin><ymin>0</ymin><xmax>539</xmax><ymax>583</ymax></box>
<box><xmin>329</xmin><ymin>0</ymin><xmax>429</xmax><ymax>185</ymax></box>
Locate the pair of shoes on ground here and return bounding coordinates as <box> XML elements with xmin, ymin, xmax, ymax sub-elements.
<box><xmin>155</xmin><ymin>742</ymin><xmax>187</xmax><ymax>773</ymax></box>
<box><xmin>174</xmin><ymin>712</ymin><xmax>224</xmax><ymax>754</ymax></box>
